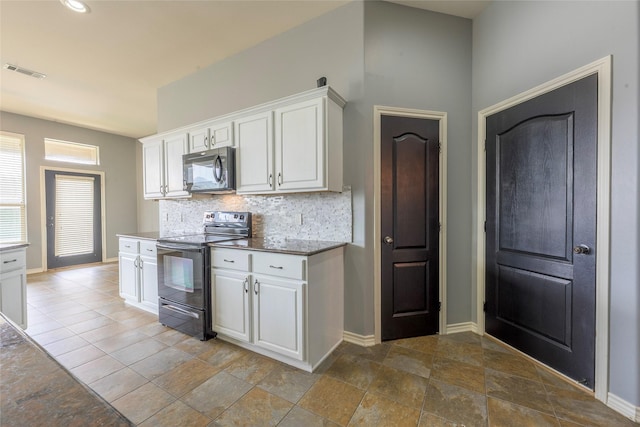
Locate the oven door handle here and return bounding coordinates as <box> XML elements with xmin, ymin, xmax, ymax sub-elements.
<box><xmin>162</xmin><ymin>304</ymin><xmax>200</xmax><ymax>319</ymax></box>
<box><xmin>156</xmin><ymin>243</ymin><xmax>205</xmax><ymax>253</ymax></box>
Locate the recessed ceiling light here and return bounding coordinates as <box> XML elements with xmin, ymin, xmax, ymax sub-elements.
<box><xmin>60</xmin><ymin>0</ymin><xmax>91</xmax><ymax>14</ymax></box>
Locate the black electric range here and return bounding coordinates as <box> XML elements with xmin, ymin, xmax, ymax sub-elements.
<box><xmin>156</xmin><ymin>211</ymin><xmax>252</xmax><ymax>340</ymax></box>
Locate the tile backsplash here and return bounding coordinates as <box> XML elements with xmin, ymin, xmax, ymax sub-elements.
<box><xmin>159</xmin><ymin>187</ymin><xmax>352</xmax><ymax>242</ymax></box>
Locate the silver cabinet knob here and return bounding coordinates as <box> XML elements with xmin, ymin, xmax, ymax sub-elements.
<box><xmin>384</xmin><ymin>236</ymin><xmax>394</xmax><ymax>245</ymax></box>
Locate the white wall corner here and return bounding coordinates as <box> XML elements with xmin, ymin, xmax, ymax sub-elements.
<box><xmin>445</xmin><ymin>322</ymin><xmax>479</xmax><ymax>335</ymax></box>
<box><xmin>606</xmin><ymin>392</ymin><xmax>640</xmax><ymax>422</ymax></box>
<box><xmin>343</xmin><ymin>331</ymin><xmax>376</xmax><ymax>347</ymax></box>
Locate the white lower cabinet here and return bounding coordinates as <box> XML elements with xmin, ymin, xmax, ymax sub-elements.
<box><xmin>0</xmin><ymin>247</ymin><xmax>27</xmax><ymax>329</ymax></box>
<box><xmin>252</xmin><ymin>275</ymin><xmax>304</xmax><ymax>360</ymax></box>
<box><xmin>211</xmin><ymin>247</ymin><xmax>343</xmax><ymax>372</ymax></box>
<box><xmin>211</xmin><ymin>269</ymin><xmax>250</xmax><ymax>342</ymax></box>
<box><xmin>118</xmin><ymin>237</ymin><xmax>158</xmax><ymax>314</ymax></box>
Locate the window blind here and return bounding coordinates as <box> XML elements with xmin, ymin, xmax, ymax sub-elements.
<box><xmin>0</xmin><ymin>133</ymin><xmax>26</xmax><ymax>244</ymax></box>
<box><xmin>54</xmin><ymin>174</ymin><xmax>94</xmax><ymax>257</ymax></box>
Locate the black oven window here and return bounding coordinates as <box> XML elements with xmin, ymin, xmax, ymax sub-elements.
<box><xmin>164</xmin><ymin>255</ymin><xmax>195</xmax><ymax>293</ymax></box>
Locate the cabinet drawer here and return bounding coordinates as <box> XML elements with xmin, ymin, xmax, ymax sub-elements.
<box><xmin>253</xmin><ymin>252</ymin><xmax>305</xmax><ymax>280</ymax></box>
<box><xmin>211</xmin><ymin>249</ymin><xmax>250</xmax><ymax>271</ymax></box>
<box><xmin>119</xmin><ymin>238</ymin><xmax>139</xmax><ymax>254</ymax></box>
<box><xmin>0</xmin><ymin>249</ymin><xmax>26</xmax><ymax>272</ymax></box>
<box><xmin>139</xmin><ymin>240</ymin><xmax>157</xmax><ymax>257</ymax></box>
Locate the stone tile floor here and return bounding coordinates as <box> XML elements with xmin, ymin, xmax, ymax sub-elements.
<box><xmin>16</xmin><ymin>262</ymin><xmax>638</xmax><ymax>426</ymax></box>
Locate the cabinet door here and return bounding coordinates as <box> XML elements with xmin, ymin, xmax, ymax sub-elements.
<box><xmin>275</xmin><ymin>98</ymin><xmax>325</xmax><ymax>191</ymax></box>
<box><xmin>252</xmin><ymin>275</ymin><xmax>304</xmax><ymax>360</ymax></box>
<box><xmin>142</xmin><ymin>139</ymin><xmax>164</xmax><ymax>199</ymax></box>
<box><xmin>119</xmin><ymin>253</ymin><xmax>138</xmax><ymax>301</ymax></box>
<box><xmin>210</xmin><ymin>121</ymin><xmax>234</xmax><ymax>148</ymax></box>
<box><xmin>140</xmin><ymin>255</ymin><xmax>158</xmax><ymax>309</ymax></box>
<box><xmin>0</xmin><ymin>268</ymin><xmax>27</xmax><ymax>328</ymax></box>
<box><xmin>236</xmin><ymin>112</ymin><xmax>274</xmax><ymax>193</ymax></box>
<box><xmin>189</xmin><ymin>126</ymin><xmax>210</xmax><ymax>153</ymax></box>
<box><xmin>211</xmin><ymin>269</ymin><xmax>251</xmax><ymax>342</ymax></box>
<box><xmin>163</xmin><ymin>133</ymin><xmax>189</xmax><ymax>197</ymax></box>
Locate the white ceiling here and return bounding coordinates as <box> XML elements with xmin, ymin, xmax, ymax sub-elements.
<box><xmin>0</xmin><ymin>0</ymin><xmax>488</xmax><ymax>139</ymax></box>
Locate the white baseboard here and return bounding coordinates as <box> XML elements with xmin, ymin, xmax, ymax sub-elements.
<box><xmin>446</xmin><ymin>321</ymin><xmax>479</xmax><ymax>335</ymax></box>
<box><xmin>343</xmin><ymin>331</ymin><xmax>376</xmax><ymax>347</ymax></box>
<box><xmin>27</xmin><ymin>268</ymin><xmax>44</xmax><ymax>275</ymax></box>
<box><xmin>104</xmin><ymin>257</ymin><xmax>118</xmax><ymax>263</ymax></box>
<box><xmin>607</xmin><ymin>392</ymin><xmax>640</xmax><ymax>422</ymax></box>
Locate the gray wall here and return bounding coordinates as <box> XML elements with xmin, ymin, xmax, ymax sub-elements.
<box><xmin>156</xmin><ymin>2</ymin><xmax>473</xmax><ymax>336</ymax></box>
<box><xmin>0</xmin><ymin>112</ymin><xmax>139</xmax><ymax>270</ymax></box>
<box><xmin>472</xmin><ymin>0</ymin><xmax>639</xmax><ymax>406</ymax></box>
<box><xmin>362</xmin><ymin>1</ymin><xmax>472</xmax><ymax>328</ymax></box>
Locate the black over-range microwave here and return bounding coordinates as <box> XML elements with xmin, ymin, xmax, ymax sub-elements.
<box><xmin>183</xmin><ymin>147</ymin><xmax>235</xmax><ymax>194</ymax></box>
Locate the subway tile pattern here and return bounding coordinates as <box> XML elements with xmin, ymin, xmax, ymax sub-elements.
<box><xmin>159</xmin><ymin>187</ymin><xmax>352</xmax><ymax>242</ymax></box>
<box><xmin>11</xmin><ymin>263</ymin><xmax>639</xmax><ymax>426</ymax></box>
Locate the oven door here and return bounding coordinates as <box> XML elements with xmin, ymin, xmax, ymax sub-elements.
<box><xmin>156</xmin><ymin>243</ymin><xmax>207</xmax><ymax>309</ymax></box>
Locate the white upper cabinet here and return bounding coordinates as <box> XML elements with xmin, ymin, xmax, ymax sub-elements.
<box><xmin>237</xmin><ymin>87</ymin><xmax>345</xmax><ymax>195</ymax></box>
<box><xmin>235</xmin><ymin>112</ymin><xmax>274</xmax><ymax>193</ymax></box>
<box><xmin>189</xmin><ymin>120</ymin><xmax>234</xmax><ymax>153</ymax></box>
<box><xmin>140</xmin><ymin>86</ymin><xmax>345</xmax><ymax>197</ymax></box>
<box><xmin>274</xmin><ymin>98</ymin><xmax>324</xmax><ymax>191</ymax></box>
<box><xmin>142</xmin><ymin>139</ymin><xmax>164</xmax><ymax>199</ymax></box>
<box><xmin>141</xmin><ymin>132</ymin><xmax>189</xmax><ymax>199</ymax></box>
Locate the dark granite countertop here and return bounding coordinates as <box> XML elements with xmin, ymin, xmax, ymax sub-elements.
<box><xmin>210</xmin><ymin>237</ymin><xmax>347</xmax><ymax>256</ymax></box>
<box><xmin>0</xmin><ymin>314</ymin><xmax>132</xmax><ymax>426</ymax></box>
<box><xmin>116</xmin><ymin>231</ymin><xmax>160</xmax><ymax>241</ymax></box>
<box><xmin>0</xmin><ymin>243</ymin><xmax>29</xmax><ymax>252</ymax></box>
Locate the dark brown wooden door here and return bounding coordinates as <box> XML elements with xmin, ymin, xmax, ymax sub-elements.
<box><xmin>381</xmin><ymin>115</ymin><xmax>440</xmax><ymax>341</ymax></box>
<box><xmin>485</xmin><ymin>74</ymin><xmax>597</xmax><ymax>388</ymax></box>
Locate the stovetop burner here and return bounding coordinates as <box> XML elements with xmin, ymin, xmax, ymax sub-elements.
<box><xmin>157</xmin><ymin>211</ymin><xmax>252</xmax><ymax>247</ymax></box>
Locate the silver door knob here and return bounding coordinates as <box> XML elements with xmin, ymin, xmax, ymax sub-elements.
<box><xmin>573</xmin><ymin>244</ymin><xmax>591</xmax><ymax>255</ymax></box>
<box><xmin>384</xmin><ymin>236</ymin><xmax>394</xmax><ymax>245</ymax></box>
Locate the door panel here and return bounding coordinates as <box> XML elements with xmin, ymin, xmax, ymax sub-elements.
<box><xmin>45</xmin><ymin>170</ymin><xmax>102</xmax><ymax>269</ymax></box>
<box><xmin>485</xmin><ymin>74</ymin><xmax>597</xmax><ymax>388</ymax></box>
<box><xmin>381</xmin><ymin>115</ymin><xmax>440</xmax><ymax>341</ymax></box>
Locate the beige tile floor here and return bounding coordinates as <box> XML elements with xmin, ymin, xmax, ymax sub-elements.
<box><xmin>23</xmin><ymin>263</ymin><xmax>638</xmax><ymax>426</ymax></box>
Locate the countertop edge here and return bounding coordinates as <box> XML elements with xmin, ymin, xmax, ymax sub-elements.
<box><xmin>116</xmin><ymin>232</ymin><xmax>160</xmax><ymax>241</ymax></box>
<box><xmin>209</xmin><ymin>240</ymin><xmax>347</xmax><ymax>256</ymax></box>
<box><xmin>0</xmin><ymin>242</ymin><xmax>30</xmax><ymax>252</ymax></box>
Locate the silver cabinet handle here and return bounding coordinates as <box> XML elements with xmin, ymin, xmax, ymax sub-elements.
<box><xmin>146</xmin><ymin>248</ymin><xmax>154</xmax><ymax>252</ymax></box>
<box><xmin>277</xmin><ymin>173</ymin><xmax>282</xmax><ymax>186</ymax></box>
<box><xmin>223</xmin><ymin>259</ymin><xmax>235</xmax><ymax>263</ymax></box>
<box><xmin>3</xmin><ymin>259</ymin><xmax>17</xmax><ymax>264</ymax></box>
<box><xmin>269</xmin><ymin>174</ymin><xmax>273</xmax><ymax>186</ymax></box>
<box><xmin>139</xmin><ymin>258</ymin><xmax>143</xmax><ymax>267</ymax></box>
<box><xmin>254</xmin><ymin>279</ymin><xmax>259</xmax><ymax>295</ymax></box>
<box><xmin>134</xmin><ymin>258</ymin><xmax>138</xmax><ymax>268</ymax></box>
<box><xmin>243</xmin><ymin>277</ymin><xmax>248</xmax><ymax>294</ymax></box>
<box><xmin>384</xmin><ymin>236</ymin><xmax>394</xmax><ymax>245</ymax></box>
<box><xmin>269</xmin><ymin>265</ymin><xmax>283</xmax><ymax>270</ymax></box>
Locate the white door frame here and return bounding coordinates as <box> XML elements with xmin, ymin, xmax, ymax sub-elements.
<box><xmin>373</xmin><ymin>106</ymin><xmax>448</xmax><ymax>344</ymax></box>
<box><xmin>39</xmin><ymin>166</ymin><xmax>107</xmax><ymax>271</ymax></box>
<box><xmin>475</xmin><ymin>56</ymin><xmax>612</xmax><ymax>402</ymax></box>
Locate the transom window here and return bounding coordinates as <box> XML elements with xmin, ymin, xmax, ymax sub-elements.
<box><xmin>44</xmin><ymin>138</ymin><xmax>100</xmax><ymax>165</ymax></box>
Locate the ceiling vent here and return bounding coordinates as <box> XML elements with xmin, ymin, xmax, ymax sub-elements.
<box><xmin>3</xmin><ymin>63</ymin><xmax>47</xmax><ymax>79</ymax></box>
